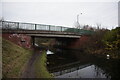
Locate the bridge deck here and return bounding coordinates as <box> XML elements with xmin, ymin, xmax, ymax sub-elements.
<box><xmin>2</xmin><ymin>30</ymin><xmax>81</xmax><ymax>38</ymax></box>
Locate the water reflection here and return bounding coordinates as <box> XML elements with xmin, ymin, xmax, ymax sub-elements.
<box><xmin>47</xmin><ymin>49</ymin><xmax>120</xmax><ymax>79</ymax></box>
<box><xmin>107</xmin><ymin>54</ymin><xmax>110</xmax><ymax>59</ymax></box>
<box><xmin>46</xmin><ymin>50</ymin><xmax>54</xmax><ymax>55</ymax></box>
<box><xmin>55</xmin><ymin>65</ymin><xmax>107</xmax><ymax>78</ymax></box>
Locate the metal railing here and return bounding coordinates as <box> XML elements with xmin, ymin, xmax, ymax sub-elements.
<box><xmin>1</xmin><ymin>21</ymin><xmax>71</xmax><ymax>32</ymax></box>
<box><xmin>52</xmin><ymin>63</ymin><xmax>92</xmax><ymax>76</ymax></box>
<box><xmin>1</xmin><ymin>21</ymin><xmax>95</xmax><ymax>35</ymax></box>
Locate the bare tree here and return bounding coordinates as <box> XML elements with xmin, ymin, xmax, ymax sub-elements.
<box><xmin>96</xmin><ymin>23</ymin><xmax>101</xmax><ymax>30</ymax></box>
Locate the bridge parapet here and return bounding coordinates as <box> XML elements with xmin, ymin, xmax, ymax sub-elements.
<box><xmin>1</xmin><ymin>21</ymin><xmax>95</xmax><ymax>35</ymax></box>
<box><xmin>1</xmin><ymin>21</ymin><xmax>71</xmax><ymax>32</ymax></box>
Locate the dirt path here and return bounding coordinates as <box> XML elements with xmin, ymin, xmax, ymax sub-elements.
<box><xmin>21</xmin><ymin>49</ymin><xmax>41</xmax><ymax>78</ymax></box>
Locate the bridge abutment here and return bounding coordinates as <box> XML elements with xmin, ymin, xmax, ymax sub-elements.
<box><xmin>2</xmin><ymin>33</ymin><xmax>32</xmax><ymax>49</ymax></box>
<box><xmin>67</xmin><ymin>35</ymin><xmax>90</xmax><ymax>49</ymax></box>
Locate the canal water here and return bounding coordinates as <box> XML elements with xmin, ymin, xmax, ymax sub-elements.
<box><xmin>55</xmin><ymin>65</ymin><xmax>106</xmax><ymax>78</ymax></box>
<box><xmin>46</xmin><ymin>49</ymin><xmax>120</xmax><ymax>79</ymax></box>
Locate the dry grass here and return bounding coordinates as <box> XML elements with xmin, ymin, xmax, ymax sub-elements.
<box><xmin>35</xmin><ymin>51</ymin><xmax>53</xmax><ymax>78</ymax></box>
<box><xmin>2</xmin><ymin>38</ymin><xmax>32</xmax><ymax>78</ymax></box>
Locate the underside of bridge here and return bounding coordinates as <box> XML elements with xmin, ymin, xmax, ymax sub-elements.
<box><xmin>2</xmin><ymin>30</ymin><xmax>81</xmax><ymax>49</ymax></box>
<box><xmin>31</xmin><ymin>35</ymin><xmax>80</xmax><ymax>49</ymax></box>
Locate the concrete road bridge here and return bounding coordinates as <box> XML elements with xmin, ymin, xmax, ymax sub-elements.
<box><xmin>1</xmin><ymin>21</ymin><xmax>81</xmax><ymax>38</ymax></box>
<box><xmin>1</xmin><ymin>21</ymin><xmax>94</xmax><ymax>48</ymax></box>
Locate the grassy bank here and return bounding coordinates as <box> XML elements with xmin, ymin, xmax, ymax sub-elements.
<box><xmin>35</xmin><ymin>51</ymin><xmax>53</xmax><ymax>78</ymax></box>
<box><xmin>2</xmin><ymin>38</ymin><xmax>32</xmax><ymax>78</ymax></box>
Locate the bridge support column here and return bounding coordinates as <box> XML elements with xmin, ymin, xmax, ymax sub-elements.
<box><xmin>31</xmin><ymin>36</ymin><xmax>35</xmax><ymax>46</ymax></box>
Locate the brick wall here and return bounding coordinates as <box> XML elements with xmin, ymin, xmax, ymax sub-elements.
<box><xmin>2</xmin><ymin>33</ymin><xmax>32</xmax><ymax>49</ymax></box>
<box><xmin>68</xmin><ymin>35</ymin><xmax>90</xmax><ymax>49</ymax></box>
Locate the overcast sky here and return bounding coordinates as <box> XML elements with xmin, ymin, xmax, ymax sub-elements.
<box><xmin>1</xmin><ymin>0</ymin><xmax>120</xmax><ymax>29</ymax></box>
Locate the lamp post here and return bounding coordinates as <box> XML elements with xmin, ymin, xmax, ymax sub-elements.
<box><xmin>118</xmin><ymin>1</ymin><xmax>120</xmax><ymax>27</ymax></box>
<box><xmin>76</xmin><ymin>13</ymin><xmax>82</xmax><ymax>29</ymax></box>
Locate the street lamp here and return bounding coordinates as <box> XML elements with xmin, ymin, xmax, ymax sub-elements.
<box><xmin>76</xmin><ymin>13</ymin><xmax>82</xmax><ymax>29</ymax></box>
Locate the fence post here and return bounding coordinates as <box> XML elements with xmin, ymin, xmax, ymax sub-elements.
<box><xmin>61</xmin><ymin>27</ymin><xmax>62</xmax><ymax>32</ymax></box>
<box><xmin>8</xmin><ymin>22</ymin><xmax>10</xmax><ymax>29</ymax></box>
<box><xmin>35</xmin><ymin>24</ymin><xmax>37</xmax><ymax>30</ymax></box>
<box><xmin>49</xmin><ymin>25</ymin><xmax>50</xmax><ymax>31</ymax></box>
<box><xmin>17</xmin><ymin>22</ymin><xmax>19</xmax><ymax>30</ymax></box>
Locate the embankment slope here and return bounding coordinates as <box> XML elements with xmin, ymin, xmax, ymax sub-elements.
<box><xmin>2</xmin><ymin>38</ymin><xmax>32</xmax><ymax>78</ymax></box>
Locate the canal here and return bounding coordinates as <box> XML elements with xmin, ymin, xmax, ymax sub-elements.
<box><xmin>46</xmin><ymin>48</ymin><xmax>120</xmax><ymax>79</ymax></box>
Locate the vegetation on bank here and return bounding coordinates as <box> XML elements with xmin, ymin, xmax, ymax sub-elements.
<box><xmin>79</xmin><ymin>27</ymin><xmax>120</xmax><ymax>59</ymax></box>
<box><xmin>2</xmin><ymin>38</ymin><xmax>32</xmax><ymax>78</ymax></box>
<box><xmin>35</xmin><ymin>51</ymin><xmax>53</xmax><ymax>78</ymax></box>
<box><xmin>103</xmin><ymin>27</ymin><xmax>120</xmax><ymax>59</ymax></box>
